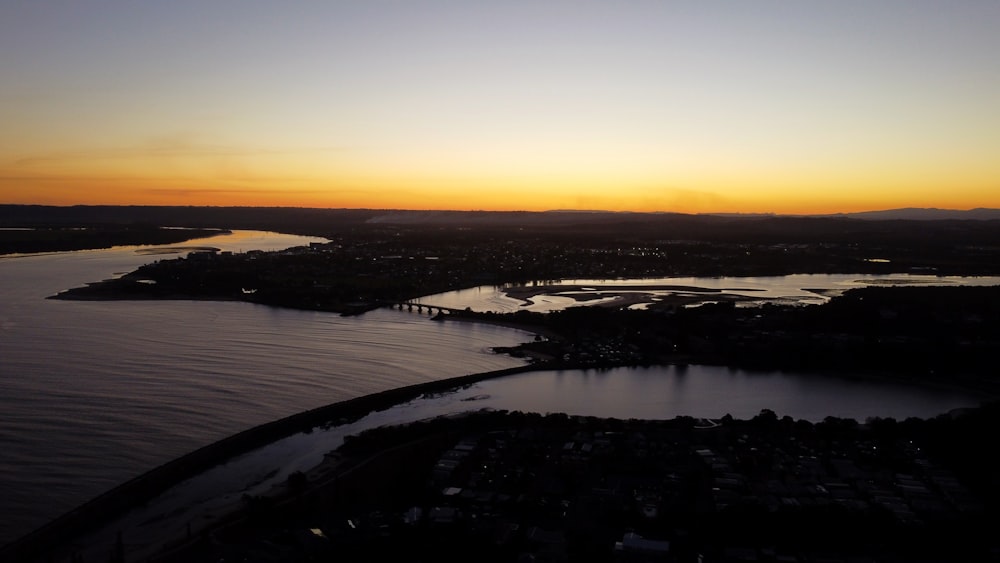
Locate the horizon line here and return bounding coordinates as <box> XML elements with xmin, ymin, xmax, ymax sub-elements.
<box><xmin>2</xmin><ymin>202</ymin><xmax>998</xmax><ymax>214</ymax></box>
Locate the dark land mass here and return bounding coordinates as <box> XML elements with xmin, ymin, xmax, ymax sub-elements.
<box><xmin>0</xmin><ymin>365</ymin><xmax>539</xmax><ymax>563</ymax></box>
<box><xmin>486</xmin><ymin>285</ymin><xmax>1000</xmax><ymax>394</ymax></box>
<box><xmin>0</xmin><ymin>225</ymin><xmax>227</xmax><ymax>255</ymax></box>
<box><xmin>6</xmin><ymin>390</ymin><xmax>997</xmax><ymax>562</ymax></box>
<box><xmin>0</xmin><ymin>205</ymin><xmax>381</xmax><ymax>238</ymax></box>
<box><xmin>836</xmin><ymin>207</ymin><xmax>1000</xmax><ymax>221</ymax></box>
<box><xmin>5</xmin><ymin>204</ymin><xmax>1000</xmax><ymax>246</ymax></box>
<box><xmin>107</xmin><ymin>406</ymin><xmax>1000</xmax><ymax>562</ymax></box>
<box><xmin>48</xmin><ymin>208</ymin><xmax>1000</xmax><ymax>310</ymax></box>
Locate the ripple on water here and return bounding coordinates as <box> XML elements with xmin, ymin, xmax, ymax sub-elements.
<box><xmin>0</xmin><ymin>233</ymin><xmax>531</xmax><ymax>545</ymax></box>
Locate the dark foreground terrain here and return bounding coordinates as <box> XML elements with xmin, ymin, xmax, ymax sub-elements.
<box><xmin>147</xmin><ymin>405</ymin><xmax>999</xmax><ymax>562</ymax></box>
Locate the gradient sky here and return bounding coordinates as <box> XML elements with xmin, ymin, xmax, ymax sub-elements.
<box><xmin>2</xmin><ymin>1</ymin><xmax>998</xmax><ymax>213</ymax></box>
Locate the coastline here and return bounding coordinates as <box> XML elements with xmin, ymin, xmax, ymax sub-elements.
<box><xmin>14</xmin><ymin>285</ymin><xmax>1000</xmax><ymax>560</ymax></box>
<box><xmin>436</xmin><ymin>310</ymin><xmax>563</xmax><ymax>341</ymax></box>
<box><xmin>48</xmin><ymin>289</ymin><xmax>245</xmax><ymax>303</ymax></box>
<box><xmin>48</xmin><ymin>283</ymin><xmax>1000</xmax><ymax>399</ymax></box>
<box><xmin>441</xmin><ymin>307</ymin><xmax>1000</xmax><ymax>398</ymax></box>
<box><xmin>0</xmin><ymin>362</ymin><xmax>542</xmax><ymax>562</ymax></box>
<box><xmin>47</xmin><ymin>283</ymin><xmax>1000</xmax><ymax>398</ymax></box>
<box><xmin>4</xmin><ymin>338</ymin><xmax>994</xmax><ymax>560</ymax></box>
<box><xmin>0</xmin><ymin>228</ymin><xmax>230</xmax><ymax>256</ymax></box>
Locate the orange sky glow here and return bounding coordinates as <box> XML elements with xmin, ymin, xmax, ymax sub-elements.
<box><xmin>2</xmin><ymin>2</ymin><xmax>998</xmax><ymax>215</ymax></box>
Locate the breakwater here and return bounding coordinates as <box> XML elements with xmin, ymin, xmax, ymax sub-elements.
<box><xmin>0</xmin><ymin>363</ymin><xmax>540</xmax><ymax>563</ymax></box>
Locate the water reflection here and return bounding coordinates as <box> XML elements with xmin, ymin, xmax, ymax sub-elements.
<box><xmin>79</xmin><ymin>360</ymin><xmax>986</xmax><ymax>559</ymax></box>
<box><xmin>0</xmin><ymin>231</ymin><xmax>531</xmax><ymax>546</ymax></box>
<box><xmin>414</xmin><ymin>274</ymin><xmax>1000</xmax><ymax>312</ymax></box>
<box><xmin>435</xmin><ymin>365</ymin><xmax>986</xmax><ymax>422</ymax></box>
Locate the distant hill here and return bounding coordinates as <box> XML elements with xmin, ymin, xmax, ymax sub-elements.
<box><xmin>366</xmin><ymin>208</ymin><xmax>1000</xmax><ymax>224</ymax></box>
<box><xmin>4</xmin><ymin>205</ymin><xmax>1000</xmax><ymax>245</ymax></box>
<box><xmin>833</xmin><ymin>208</ymin><xmax>1000</xmax><ymax>221</ymax></box>
<box><xmin>0</xmin><ymin>205</ymin><xmax>382</xmax><ymax>235</ymax></box>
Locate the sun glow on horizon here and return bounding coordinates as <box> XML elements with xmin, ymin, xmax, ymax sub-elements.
<box><xmin>2</xmin><ymin>2</ymin><xmax>999</xmax><ymax>214</ymax></box>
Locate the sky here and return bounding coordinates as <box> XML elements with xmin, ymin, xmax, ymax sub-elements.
<box><xmin>1</xmin><ymin>1</ymin><xmax>998</xmax><ymax>214</ymax></box>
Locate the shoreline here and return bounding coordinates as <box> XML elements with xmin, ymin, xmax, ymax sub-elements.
<box><xmin>436</xmin><ymin>310</ymin><xmax>564</xmax><ymax>340</ymax></box>
<box><xmin>0</xmin><ymin>362</ymin><xmax>542</xmax><ymax>562</ymax></box>
<box><xmin>442</xmin><ymin>308</ymin><xmax>1000</xmax><ymax>398</ymax></box>
<box><xmin>48</xmin><ymin>285</ymin><xmax>1000</xmax><ymax>398</ymax></box>
<box><xmin>12</xmin><ymin>292</ymin><xmax>1000</xmax><ymax>560</ymax></box>
<box><xmin>0</xmin><ymin>228</ymin><xmax>230</xmax><ymax>256</ymax></box>
<box><xmin>5</xmin><ymin>355</ymin><xmax>995</xmax><ymax>561</ymax></box>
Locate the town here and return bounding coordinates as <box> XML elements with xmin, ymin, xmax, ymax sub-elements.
<box><xmin>152</xmin><ymin>405</ymin><xmax>1000</xmax><ymax>562</ymax></box>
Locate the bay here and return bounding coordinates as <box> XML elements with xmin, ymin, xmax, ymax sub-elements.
<box><xmin>0</xmin><ymin>232</ymin><xmax>532</xmax><ymax>546</ymax></box>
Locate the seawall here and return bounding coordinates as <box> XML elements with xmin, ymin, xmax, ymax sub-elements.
<box><xmin>0</xmin><ymin>362</ymin><xmax>542</xmax><ymax>563</ymax></box>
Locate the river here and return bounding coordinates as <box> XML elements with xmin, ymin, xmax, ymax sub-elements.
<box><xmin>0</xmin><ymin>232</ymin><xmax>991</xmax><ymax>548</ymax></box>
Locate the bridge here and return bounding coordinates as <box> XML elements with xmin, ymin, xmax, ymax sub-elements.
<box><xmin>385</xmin><ymin>301</ymin><xmax>467</xmax><ymax>316</ymax></box>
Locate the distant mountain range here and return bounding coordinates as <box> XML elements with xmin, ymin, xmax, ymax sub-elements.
<box><xmin>2</xmin><ymin>205</ymin><xmax>999</xmax><ymax>232</ymax></box>
<box><xmin>705</xmin><ymin>208</ymin><xmax>1000</xmax><ymax>221</ymax></box>
<box><xmin>367</xmin><ymin>208</ymin><xmax>1000</xmax><ymax>224</ymax></box>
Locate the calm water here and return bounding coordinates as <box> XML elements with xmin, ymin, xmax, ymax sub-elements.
<box><xmin>69</xmin><ymin>362</ymin><xmax>987</xmax><ymax>561</ymax></box>
<box><xmin>0</xmin><ymin>235</ymin><xmax>992</xmax><ymax>548</ymax></box>
<box><xmin>0</xmin><ymin>232</ymin><xmax>531</xmax><ymax>546</ymax></box>
<box><xmin>413</xmin><ymin>274</ymin><xmax>1000</xmax><ymax>312</ymax></box>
